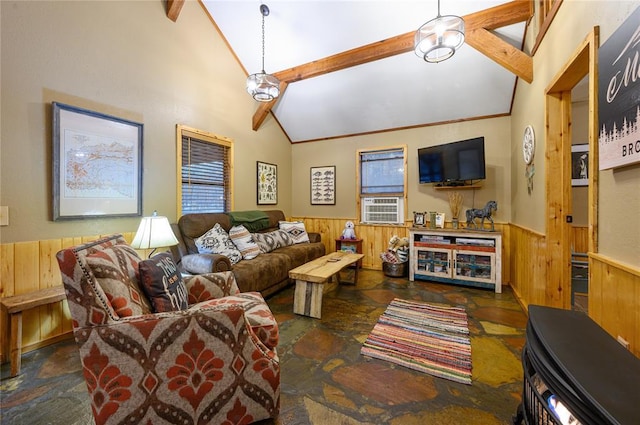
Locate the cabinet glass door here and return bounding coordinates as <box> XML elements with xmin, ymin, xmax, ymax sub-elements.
<box><xmin>416</xmin><ymin>248</ymin><xmax>451</xmax><ymax>278</ymax></box>
<box><xmin>453</xmin><ymin>250</ymin><xmax>495</xmax><ymax>283</ymax></box>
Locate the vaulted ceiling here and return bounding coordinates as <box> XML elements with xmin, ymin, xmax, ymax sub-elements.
<box><xmin>169</xmin><ymin>1</ymin><xmax>533</xmax><ymax>143</ymax></box>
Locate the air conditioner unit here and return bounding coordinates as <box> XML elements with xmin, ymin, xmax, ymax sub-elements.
<box><xmin>361</xmin><ymin>197</ymin><xmax>404</xmax><ymax>224</ymax></box>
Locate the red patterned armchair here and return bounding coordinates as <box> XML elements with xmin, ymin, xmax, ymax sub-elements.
<box><xmin>56</xmin><ymin>234</ymin><xmax>280</xmax><ymax>424</ymax></box>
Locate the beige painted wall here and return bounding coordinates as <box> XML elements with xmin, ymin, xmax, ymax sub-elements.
<box><xmin>292</xmin><ymin>116</ymin><xmax>512</xmax><ymax>223</ymax></box>
<box><xmin>0</xmin><ymin>1</ymin><xmax>291</xmax><ymax>243</ymax></box>
<box><xmin>511</xmin><ymin>1</ymin><xmax>639</xmax><ymax>266</ymax></box>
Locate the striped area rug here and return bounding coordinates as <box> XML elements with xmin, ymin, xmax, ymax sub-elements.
<box><xmin>361</xmin><ymin>298</ymin><xmax>472</xmax><ymax>385</ymax></box>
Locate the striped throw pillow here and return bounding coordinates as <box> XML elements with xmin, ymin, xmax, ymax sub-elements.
<box><xmin>229</xmin><ymin>225</ymin><xmax>261</xmax><ymax>260</ymax></box>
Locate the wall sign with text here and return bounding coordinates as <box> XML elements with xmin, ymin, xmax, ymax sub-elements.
<box><xmin>598</xmin><ymin>6</ymin><xmax>640</xmax><ymax>170</ymax></box>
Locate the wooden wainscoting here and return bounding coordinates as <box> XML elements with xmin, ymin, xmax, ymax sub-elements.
<box><xmin>0</xmin><ymin>233</ymin><xmax>142</xmax><ymax>363</ymax></box>
<box><xmin>292</xmin><ymin>216</ymin><xmax>408</xmax><ymax>270</ymax></box>
<box><xmin>509</xmin><ymin>225</ymin><xmax>550</xmax><ymax>310</ymax></box>
<box><xmin>508</xmin><ymin>224</ymin><xmax>589</xmax><ymax>309</ymax></box>
<box><xmin>590</xmin><ymin>254</ymin><xmax>640</xmax><ymax>358</ymax></box>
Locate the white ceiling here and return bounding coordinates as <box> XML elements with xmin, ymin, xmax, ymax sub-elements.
<box><xmin>202</xmin><ymin>1</ymin><xmax>526</xmax><ymax>143</ymax></box>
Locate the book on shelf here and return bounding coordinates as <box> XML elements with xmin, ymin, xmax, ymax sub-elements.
<box><xmin>455</xmin><ymin>237</ymin><xmax>495</xmax><ymax>247</ymax></box>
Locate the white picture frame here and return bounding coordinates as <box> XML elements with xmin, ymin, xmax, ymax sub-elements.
<box><xmin>435</xmin><ymin>212</ymin><xmax>446</xmax><ymax>228</ymax></box>
<box><xmin>310</xmin><ymin>166</ymin><xmax>335</xmax><ymax>205</ymax></box>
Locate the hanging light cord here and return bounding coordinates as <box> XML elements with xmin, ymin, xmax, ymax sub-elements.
<box><xmin>260</xmin><ymin>5</ymin><xmax>267</xmax><ymax>73</ymax></box>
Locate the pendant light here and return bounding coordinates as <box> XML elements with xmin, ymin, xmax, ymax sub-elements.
<box><xmin>246</xmin><ymin>4</ymin><xmax>280</xmax><ymax>102</ymax></box>
<box><xmin>414</xmin><ymin>0</ymin><xmax>465</xmax><ymax>63</ymax></box>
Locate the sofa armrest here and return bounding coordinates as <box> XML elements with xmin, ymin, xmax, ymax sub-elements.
<box><xmin>308</xmin><ymin>232</ymin><xmax>322</xmax><ymax>243</ymax></box>
<box><xmin>181</xmin><ymin>253</ymin><xmax>232</xmax><ymax>274</ymax></box>
<box><xmin>184</xmin><ymin>271</ymin><xmax>240</xmax><ymax>304</ymax></box>
<box><xmin>73</xmin><ymin>306</ymin><xmax>279</xmax><ymax>424</ymax></box>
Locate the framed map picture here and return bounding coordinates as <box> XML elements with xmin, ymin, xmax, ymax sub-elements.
<box><xmin>52</xmin><ymin>102</ymin><xmax>143</xmax><ymax>220</ymax></box>
<box><xmin>257</xmin><ymin>161</ymin><xmax>277</xmax><ymax>204</ymax></box>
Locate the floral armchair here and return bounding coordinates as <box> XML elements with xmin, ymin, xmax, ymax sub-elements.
<box><xmin>56</xmin><ymin>234</ymin><xmax>280</xmax><ymax>425</ymax></box>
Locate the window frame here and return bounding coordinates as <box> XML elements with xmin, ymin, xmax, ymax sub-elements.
<box><xmin>356</xmin><ymin>145</ymin><xmax>408</xmax><ymax>225</ymax></box>
<box><xmin>176</xmin><ymin>125</ymin><xmax>234</xmax><ymax>217</ymax></box>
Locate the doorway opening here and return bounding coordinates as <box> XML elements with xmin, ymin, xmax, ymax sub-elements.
<box><xmin>544</xmin><ymin>28</ymin><xmax>599</xmax><ymax>311</ymax></box>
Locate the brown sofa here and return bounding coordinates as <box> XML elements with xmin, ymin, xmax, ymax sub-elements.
<box><xmin>171</xmin><ymin>210</ymin><xmax>325</xmax><ymax>296</ymax></box>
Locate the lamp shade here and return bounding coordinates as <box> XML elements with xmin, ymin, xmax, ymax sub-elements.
<box><xmin>130</xmin><ymin>214</ymin><xmax>178</xmax><ymax>250</ymax></box>
<box><xmin>414</xmin><ymin>14</ymin><xmax>465</xmax><ymax>63</ymax></box>
<box><xmin>246</xmin><ymin>72</ymin><xmax>280</xmax><ymax>102</ymax></box>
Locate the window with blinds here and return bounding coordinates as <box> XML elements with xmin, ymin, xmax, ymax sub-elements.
<box><xmin>178</xmin><ymin>127</ymin><xmax>233</xmax><ymax>215</ymax></box>
<box><xmin>359</xmin><ymin>147</ymin><xmax>406</xmax><ymax>195</ymax></box>
<box><xmin>357</xmin><ymin>146</ymin><xmax>407</xmax><ymax>224</ymax></box>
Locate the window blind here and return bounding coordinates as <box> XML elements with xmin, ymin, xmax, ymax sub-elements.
<box><xmin>181</xmin><ymin>136</ymin><xmax>231</xmax><ymax>214</ymax></box>
<box><xmin>360</xmin><ymin>148</ymin><xmax>405</xmax><ymax>195</ymax></box>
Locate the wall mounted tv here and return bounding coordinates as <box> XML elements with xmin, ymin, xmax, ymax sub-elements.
<box><xmin>418</xmin><ymin>136</ymin><xmax>486</xmax><ymax>185</ymax></box>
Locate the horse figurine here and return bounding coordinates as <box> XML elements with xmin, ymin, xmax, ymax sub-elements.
<box><xmin>465</xmin><ymin>201</ymin><xmax>498</xmax><ymax>231</ymax></box>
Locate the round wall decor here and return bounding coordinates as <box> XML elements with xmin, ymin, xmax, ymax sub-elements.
<box><xmin>522</xmin><ymin>125</ymin><xmax>535</xmax><ymax>165</ymax></box>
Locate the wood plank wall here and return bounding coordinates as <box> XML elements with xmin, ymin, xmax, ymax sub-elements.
<box><xmin>0</xmin><ymin>232</ymin><xmax>146</xmax><ymax>362</ymax></box>
<box><xmin>509</xmin><ymin>225</ymin><xmax>551</xmax><ymax>308</ymax></box>
<box><xmin>2</xmin><ymin>223</ymin><xmax>638</xmax><ymax>361</ymax></box>
<box><xmin>510</xmin><ymin>224</ymin><xmax>640</xmax><ymax>357</ymax></box>
<box><xmin>590</xmin><ymin>253</ymin><xmax>640</xmax><ymax>358</ymax></box>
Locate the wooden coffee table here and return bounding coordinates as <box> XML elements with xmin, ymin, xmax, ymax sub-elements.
<box><xmin>289</xmin><ymin>251</ymin><xmax>365</xmax><ymax>319</ymax></box>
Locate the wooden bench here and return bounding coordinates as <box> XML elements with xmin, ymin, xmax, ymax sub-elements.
<box><xmin>1</xmin><ymin>286</ymin><xmax>67</xmax><ymax>377</ymax></box>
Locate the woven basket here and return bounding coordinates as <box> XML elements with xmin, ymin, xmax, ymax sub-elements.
<box><xmin>383</xmin><ymin>261</ymin><xmax>408</xmax><ymax>277</ymax></box>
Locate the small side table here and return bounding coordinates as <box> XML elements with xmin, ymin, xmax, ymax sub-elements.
<box><xmin>335</xmin><ymin>238</ymin><xmax>363</xmax><ymax>268</ymax></box>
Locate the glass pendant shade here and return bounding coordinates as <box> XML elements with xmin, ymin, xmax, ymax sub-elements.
<box><xmin>246</xmin><ymin>71</ymin><xmax>280</xmax><ymax>102</ymax></box>
<box><xmin>415</xmin><ymin>13</ymin><xmax>465</xmax><ymax>63</ymax></box>
<box><xmin>247</xmin><ymin>4</ymin><xmax>279</xmax><ymax>102</ymax></box>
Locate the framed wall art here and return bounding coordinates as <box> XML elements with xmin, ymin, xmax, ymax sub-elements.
<box><xmin>257</xmin><ymin>161</ymin><xmax>277</xmax><ymax>204</ymax></box>
<box><xmin>571</xmin><ymin>144</ymin><xmax>589</xmax><ymax>186</ymax></box>
<box><xmin>310</xmin><ymin>165</ymin><xmax>335</xmax><ymax>205</ymax></box>
<box><xmin>52</xmin><ymin>102</ymin><xmax>143</xmax><ymax>220</ymax></box>
<box><xmin>413</xmin><ymin>211</ymin><xmax>426</xmax><ymax>227</ymax></box>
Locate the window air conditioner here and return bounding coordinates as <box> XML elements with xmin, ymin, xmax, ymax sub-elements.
<box><xmin>361</xmin><ymin>197</ymin><xmax>404</xmax><ymax>224</ymax></box>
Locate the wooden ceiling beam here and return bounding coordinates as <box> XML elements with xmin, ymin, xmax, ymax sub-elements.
<box><xmin>252</xmin><ymin>81</ymin><xmax>289</xmax><ymax>131</ymax></box>
<box><xmin>167</xmin><ymin>0</ymin><xmax>185</xmax><ymax>22</ymax></box>
<box><xmin>273</xmin><ymin>33</ymin><xmax>414</xmax><ymax>83</ymax></box>
<box><xmin>252</xmin><ymin>0</ymin><xmax>532</xmax><ymax>129</ymax></box>
<box><xmin>271</xmin><ymin>1</ymin><xmax>531</xmax><ymax>84</ymax></box>
<box><xmin>464</xmin><ymin>0</ymin><xmax>532</xmax><ymax>31</ymax></box>
<box><xmin>466</xmin><ymin>28</ymin><xmax>533</xmax><ymax>83</ymax></box>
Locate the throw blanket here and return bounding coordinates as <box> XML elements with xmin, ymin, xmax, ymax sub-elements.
<box><xmin>229</xmin><ymin>210</ymin><xmax>270</xmax><ymax>232</ymax></box>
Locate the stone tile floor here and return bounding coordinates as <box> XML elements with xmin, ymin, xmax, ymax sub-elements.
<box><xmin>1</xmin><ymin>269</ymin><xmax>526</xmax><ymax>424</ymax></box>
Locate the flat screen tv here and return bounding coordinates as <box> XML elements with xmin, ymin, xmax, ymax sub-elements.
<box><xmin>418</xmin><ymin>137</ymin><xmax>486</xmax><ymax>185</ymax></box>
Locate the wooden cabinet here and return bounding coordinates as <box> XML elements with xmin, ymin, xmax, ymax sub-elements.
<box><xmin>335</xmin><ymin>238</ymin><xmax>363</xmax><ymax>268</ymax></box>
<box><xmin>409</xmin><ymin>229</ymin><xmax>502</xmax><ymax>293</ymax></box>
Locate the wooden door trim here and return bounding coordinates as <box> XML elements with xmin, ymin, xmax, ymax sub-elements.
<box><xmin>544</xmin><ymin>28</ymin><xmax>599</xmax><ymax>309</ymax></box>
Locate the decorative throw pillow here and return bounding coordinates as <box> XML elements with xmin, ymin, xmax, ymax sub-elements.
<box><xmin>279</xmin><ymin>220</ymin><xmax>310</xmax><ymax>244</ymax></box>
<box><xmin>228</xmin><ymin>225</ymin><xmax>260</xmax><ymax>260</ymax></box>
<box><xmin>138</xmin><ymin>252</ymin><xmax>188</xmax><ymax>312</ymax></box>
<box><xmin>252</xmin><ymin>229</ymin><xmax>293</xmax><ymax>253</ymax></box>
<box><xmin>194</xmin><ymin>223</ymin><xmax>243</xmax><ymax>264</ymax></box>
<box><xmin>85</xmin><ymin>245</ymin><xmax>152</xmax><ymax>317</ymax></box>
